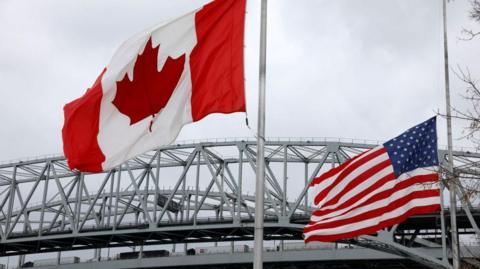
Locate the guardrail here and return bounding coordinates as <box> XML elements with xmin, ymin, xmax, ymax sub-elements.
<box><xmin>1</xmin><ymin>137</ymin><xmax>477</xmax><ymax>166</ymax></box>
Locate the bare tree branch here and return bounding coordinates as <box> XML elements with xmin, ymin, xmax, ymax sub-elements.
<box><xmin>460</xmin><ymin>0</ymin><xmax>480</xmax><ymax>40</ymax></box>
<box><xmin>460</xmin><ymin>28</ymin><xmax>480</xmax><ymax>41</ymax></box>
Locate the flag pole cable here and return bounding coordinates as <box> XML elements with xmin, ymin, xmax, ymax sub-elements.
<box><xmin>253</xmin><ymin>0</ymin><xmax>268</xmax><ymax>269</ymax></box>
<box><xmin>442</xmin><ymin>0</ymin><xmax>460</xmax><ymax>268</ymax></box>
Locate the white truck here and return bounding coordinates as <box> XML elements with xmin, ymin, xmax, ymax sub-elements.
<box><xmin>194</xmin><ymin>245</ymin><xmax>249</xmax><ymax>255</ymax></box>
<box><xmin>32</xmin><ymin>257</ymin><xmax>80</xmax><ymax>267</ymax></box>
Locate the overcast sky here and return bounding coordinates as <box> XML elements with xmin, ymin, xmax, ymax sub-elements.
<box><xmin>0</xmin><ymin>0</ymin><xmax>479</xmax><ymax>162</ymax></box>
<box><xmin>0</xmin><ymin>1</ymin><xmax>479</xmax><ymax>265</ymax></box>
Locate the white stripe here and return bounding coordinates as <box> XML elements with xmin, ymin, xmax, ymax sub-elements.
<box><xmin>396</xmin><ymin>166</ymin><xmax>439</xmax><ymax>181</ymax></box>
<box><xmin>311</xmin><ymin>176</ymin><xmax>335</xmax><ymax>204</ymax></box>
<box><xmin>310</xmin><ymin>167</ymin><xmax>438</xmax><ymax>223</ymax></box>
<box><xmin>310</xmin><ymin>182</ymin><xmax>438</xmax><ymax>223</ymax></box>
<box><xmin>343</xmin><ymin>145</ymin><xmax>384</xmax><ymax>170</ymax></box>
<box><xmin>311</xmin><ymin>146</ymin><xmax>383</xmax><ymax>188</ymax></box>
<box><xmin>319</xmin><ymin>165</ymin><xmax>394</xmax><ymax>211</ymax></box>
<box><xmin>311</xmin><ymin>166</ymin><xmax>395</xmax><ymax>222</ymax></box>
<box><xmin>305</xmin><ymin>196</ymin><xmax>440</xmax><ymax>238</ymax></box>
<box><xmin>315</xmin><ymin>150</ymin><xmax>389</xmax><ymax>207</ymax></box>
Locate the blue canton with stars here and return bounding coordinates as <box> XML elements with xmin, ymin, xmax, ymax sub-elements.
<box><xmin>383</xmin><ymin>117</ymin><xmax>438</xmax><ymax>177</ymax></box>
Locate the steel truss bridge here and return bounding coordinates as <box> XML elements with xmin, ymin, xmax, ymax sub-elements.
<box><xmin>0</xmin><ymin>138</ymin><xmax>480</xmax><ymax>269</ymax></box>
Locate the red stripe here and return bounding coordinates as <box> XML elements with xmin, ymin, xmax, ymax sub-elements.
<box><xmin>304</xmin><ymin>204</ymin><xmax>440</xmax><ymax>242</ymax></box>
<box><xmin>310</xmin><ymin>156</ymin><xmax>357</xmax><ymax>186</ymax></box>
<box><xmin>314</xmin><ymin>147</ymin><xmax>387</xmax><ymax>205</ymax></box>
<box><xmin>62</xmin><ymin>69</ymin><xmax>106</xmax><ymax>172</ymax></box>
<box><xmin>305</xmin><ymin>189</ymin><xmax>439</xmax><ymax>232</ymax></box>
<box><xmin>190</xmin><ymin>0</ymin><xmax>246</xmax><ymax>121</ymax></box>
<box><xmin>311</xmin><ymin>172</ymin><xmax>397</xmax><ymax>218</ymax></box>
<box><xmin>311</xmin><ymin>173</ymin><xmax>438</xmax><ymax>220</ymax></box>
<box><xmin>310</xmin><ymin>149</ymin><xmax>372</xmax><ymax>187</ymax></box>
<box><xmin>322</xmin><ymin>159</ymin><xmax>392</xmax><ymax>207</ymax></box>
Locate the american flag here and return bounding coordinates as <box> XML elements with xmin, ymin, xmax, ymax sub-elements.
<box><xmin>304</xmin><ymin>117</ymin><xmax>440</xmax><ymax>242</ymax></box>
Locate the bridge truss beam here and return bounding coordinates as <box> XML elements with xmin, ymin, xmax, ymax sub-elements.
<box><xmin>0</xmin><ymin>139</ymin><xmax>479</xmax><ymax>268</ymax></box>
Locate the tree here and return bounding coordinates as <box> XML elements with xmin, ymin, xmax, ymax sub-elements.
<box><xmin>452</xmin><ymin>67</ymin><xmax>480</xmax><ymax>148</ymax></box>
<box><xmin>461</xmin><ymin>0</ymin><xmax>480</xmax><ymax>40</ymax></box>
<box><xmin>452</xmin><ymin>0</ymin><xmax>480</xmax><ymax>149</ymax></box>
<box><xmin>448</xmin><ymin>0</ymin><xmax>480</xmax><ymax>203</ymax></box>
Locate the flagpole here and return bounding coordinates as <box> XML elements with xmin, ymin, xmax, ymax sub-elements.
<box><xmin>254</xmin><ymin>0</ymin><xmax>267</xmax><ymax>269</ymax></box>
<box><xmin>442</xmin><ymin>0</ymin><xmax>460</xmax><ymax>268</ymax></box>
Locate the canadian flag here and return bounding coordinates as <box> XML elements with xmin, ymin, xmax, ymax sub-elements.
<box><xmin>62</xmin><ymin>0</ymin><xmax>246</xmax><ymax>172</ymax></box>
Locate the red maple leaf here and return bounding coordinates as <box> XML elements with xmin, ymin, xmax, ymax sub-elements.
<box><xmin>112</xmin><ymin>38</ymin><xmax>186</xmax><ymax>129</ymax></box>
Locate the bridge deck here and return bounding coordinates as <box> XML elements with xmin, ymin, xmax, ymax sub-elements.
<box><xmin>23</xmin><ymin>246</ymin><xmax>480</xmax><ymax>269</ymax></box>
<box><xmin>1</xmin><ymin>210</ymin><xmax>479</xmax><ymax>256</ymax></box>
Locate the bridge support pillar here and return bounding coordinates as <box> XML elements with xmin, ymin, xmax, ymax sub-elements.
<box><xmin>17</xmin><ymin>255</ymin><xmax>25</xmax><ymax>268</ymax></box>
<box><xmin>94</xmin><ymin>248</ymin><xmax>101</xmax><ymax>261</ymax></box>
<box><xmin>139</xmin><ymin>244</ymin><xmax>143</xmax><ymax>259</ymax></box>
